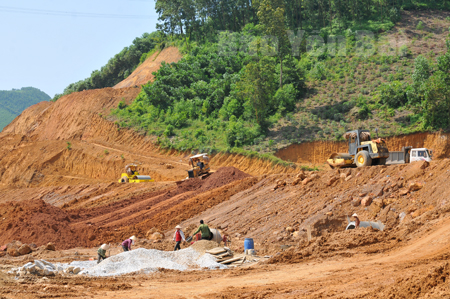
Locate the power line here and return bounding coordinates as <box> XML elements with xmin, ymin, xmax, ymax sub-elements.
<box><xmin>0</xmin><ymin>5</ymin><xmax>155</xmax><ymax>19</ymax></box>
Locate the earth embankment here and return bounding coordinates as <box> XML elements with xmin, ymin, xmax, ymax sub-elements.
<box><xmin>275</xmin><ymin>131</ymin><xmax>450</xmax><ymax>165</ymax></box>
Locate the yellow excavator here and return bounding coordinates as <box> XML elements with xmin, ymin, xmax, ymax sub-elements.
<box><xmin>119</xmin><ymin>164</ymin><xmax>154</xmax><ymax>183</ymax></box>
<box><xmin>327</xmin><ymin>129</ymin><xmax>389</xmax><ymax>168</ymax></box>
<box><xmin>187</xmin><ymin>154</ymin><xmax>211</xmax><ymax>179</ymax></box>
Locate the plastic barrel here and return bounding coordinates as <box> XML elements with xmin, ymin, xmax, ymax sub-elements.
<box><xmin>244</xmin><ymin>238</ymin><xmax>254</xmax><ymax>250</ymax></box>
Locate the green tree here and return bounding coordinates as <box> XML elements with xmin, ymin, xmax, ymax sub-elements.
<box><xmin>235</xmin><ymin>56</ymin><xmax>277</xmax><ymax>126</ymax></box>
<box><xmin>407</xmin><ymin>55</ymin><xmax>431</xmax><ymax>106</ymax></box>
<box><xmin>379</xmin><ymin>81</ymin><xmax>407</xmax><ymax>108</ymax></box>
<box><xmin>256</xmin><ymin>0</ymin><xmax>290</xmax><ymax>88</ymax></box>
<box><xmin>421</xmin><ymin>36</ymin><xmax>450</xmax><ymax>129</ymax></box>
<box><xmin>422</xmin><ymin>72</ymin><xmax>450</xmax><ymax>129</ymax></box>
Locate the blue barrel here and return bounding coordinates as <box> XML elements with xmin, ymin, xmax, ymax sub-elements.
<box><xmin>244</xmin><ymin>238</ymin><xmax>254</xmax><ymax>250</ymax></box>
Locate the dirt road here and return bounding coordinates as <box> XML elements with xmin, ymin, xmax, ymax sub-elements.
<box><xmin>73</xmin><ymin>217</ymin><xmax>444</xmax><ymax>298</ymax></box>
<box><xmin>5</xmin><ymin>215</ymin><xmax>446</xmax><ymax>299</ymax></box>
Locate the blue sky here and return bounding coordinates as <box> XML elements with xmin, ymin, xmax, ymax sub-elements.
<box><xmin>0</xmin><ymin>0</ymin><xmax>158</xmax><ymax>97</ymax></box>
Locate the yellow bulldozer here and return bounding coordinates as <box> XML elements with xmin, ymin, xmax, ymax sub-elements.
<box><xmin>118</xmin><ymin>164</ymin><xmax>154</xmax><ymax>183</ymax></box>
<box><xmin>187</xmin><ymin>154</ymin><xmax>211</xmax><ymax>179</ymax></box>
<box><xmin>327</xmin><ymin>129</ymin><xmax>389</xmax><ymax>169</ymax></box>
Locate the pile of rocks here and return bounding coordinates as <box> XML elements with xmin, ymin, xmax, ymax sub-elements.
<box><xmin>1</xmin><ymin>241</ymin><xmax>55</xmax><ymax>257</ymax></box>
<box><xmin>8</xmin><ymin>260</ymin><xmax>81</xmax><ymax>277</ymax></box>
<box><xmin>146</xmin><ymin>227</ymin><xmax>165</xmax><ymax>242</ymax></box>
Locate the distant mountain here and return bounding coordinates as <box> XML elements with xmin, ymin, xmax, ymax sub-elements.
<box><xmin>0</xmin><ymin>87</ymin><xmax>50</xmax><ymax>131</ymax></box>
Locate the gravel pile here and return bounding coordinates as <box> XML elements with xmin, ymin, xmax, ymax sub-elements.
<box><xmin>61</xmin><ymin>248</ymin><xmax>226</xmax><ymax>277</ymax></box>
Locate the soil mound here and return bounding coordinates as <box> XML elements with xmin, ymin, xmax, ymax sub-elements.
<box><xmin>0</xmin><ymin>199</ymin><xmax>93</xmax><ymax>249</ymax></box>
<box><xmin>268</xmin><ymin>227</ymin><xmax>396</xmax><ymax>264</ymax></box>
<box><xmin>200</xmin><ymin>167</ymin><xmax>251</xmax><ymax>192</ymax></box>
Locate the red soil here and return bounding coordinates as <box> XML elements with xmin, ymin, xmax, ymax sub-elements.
<box><xmin>113</xmin><ymin>47</ymin><xmax>182</xmax><ymax>89</ymax></box>
<box><xmin>0</xmin><ymin>167</ymin><xmax>251</xmax><ymax>249</ymax></box>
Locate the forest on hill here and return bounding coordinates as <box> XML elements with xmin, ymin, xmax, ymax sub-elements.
<box><xmin>58</xmin><ymin>0</ymin><xmax>450</xmax><ymax>156</ymax></box>
<box><xmin>0</xmin><ymin>87</ymin><xmax>50</xmax><ymax>131</ymax></box>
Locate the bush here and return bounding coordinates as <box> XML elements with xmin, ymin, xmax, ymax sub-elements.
<box><xmin>118</xmin><ymin>101</ymin><xmax>127</xmax><ymax>109</ymax></box>
<box><xmin>310</xmin><ymin>62</ymin><xmax>326</xmax><ymax>80</ymax></box>
<box><xmin>225</xmin><ymin>120</ymin><xmax>260</xmax><ymax>147</ymax></box>
<box><xmin>379</xmin><ymin>81</ymin><xmax>407</xmax><ymax>108</ymax></box>
<box><xmin>274</xmin><ymin>84</ymin><xmax>298</xmax><ymax>114</ymax></box>
<box><xmin>416</xmin><ymin>21</ymin><xmax>424</xmax><ymax>30</ymax></box>
<box><xmin>163</xmin><ymin>124</ymin><xmax>175</xmax><ymax>137</ymax></box>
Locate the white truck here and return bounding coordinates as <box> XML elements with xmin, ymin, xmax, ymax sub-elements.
<box><xmin>386</xmin><ymin>146</ymin><xmax>432</xmax><ymax>165</ymax></box>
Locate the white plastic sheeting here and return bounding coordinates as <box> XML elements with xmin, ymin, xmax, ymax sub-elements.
<box><xmin>59</xmin><ymin>248</ymin><xmax>226</xmax><ymax>277</ymax></box>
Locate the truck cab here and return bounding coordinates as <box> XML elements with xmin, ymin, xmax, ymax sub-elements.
<box><xmin>410</xmin><ymin>148</ymin><xmax>432</xmax><ymax>163</ymax></box>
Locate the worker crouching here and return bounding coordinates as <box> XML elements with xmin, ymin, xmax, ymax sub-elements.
<box><xmin>191</xmin><ymin>220</ymin><xmax>213</xmax><ymax>240</ymax></box>
<box><xmin>97</xmin><ymin>244</ymin><xmax>110</xmax><ymax>264</ymax></box>
<box><xmin>173</xmin><ymin>225</ymin><xmax>186</xmax><ymax>251</ymax></box>
<box><xmin>122</xmin><ymin>235</ymin><xmax>137</xmax><ymax>252</ymax></box>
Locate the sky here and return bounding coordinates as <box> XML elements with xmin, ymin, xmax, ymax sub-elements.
<box><xmin>0</xmin><ymin>0</ymin><xmax>158</xmax><ymax>97</ymax></box>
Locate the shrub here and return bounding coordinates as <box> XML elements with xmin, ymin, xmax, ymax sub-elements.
<box><xmin>416</xmin><ymin>21</ymin><xmax>424</xmax><ymax>30</ymax></box>
<box><xmin>310</xmin><ymin>62</ymin><xmax>326</xmax><ymax>80</ymax></box>
<box><xmin>225</xmin><ymin>120</ymin><xmax>260</xmax><ymax>147</ymax></box>
<box><xmin>274</xmin><ymin>84</ymin><xmax>298</xmax><ymax>114</ymax></box>
<box><xmin>163</xmin><ymin>124</ymin><xmax>175</xmax><ymax>137</ymax></box>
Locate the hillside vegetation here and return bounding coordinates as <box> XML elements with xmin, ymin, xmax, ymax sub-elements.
<box><xmin>59</xmin><ymin>1</ymin><xmax>450</xmax><ymax>157</ymax></box>
<box><xmin>0</xmin><ymin>87</ymin><xmax>50</xmax><ymax>131</ymax></box>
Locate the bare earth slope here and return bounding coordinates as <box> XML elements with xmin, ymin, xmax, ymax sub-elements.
<box><xmin>113</xmin><ymin>47</ymin><xmax>182</xmax><ymax>89</ymax></box>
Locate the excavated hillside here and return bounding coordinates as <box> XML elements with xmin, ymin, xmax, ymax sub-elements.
<box><xmin>0</xmin><ymin>166</ymin><xmax>255</xmax><ymax>249</ymax></box>
<box><xmin>180</xmin><ymin>160</ymin><xmax>449</xmax><ymax>247</ymax></box>
<box><xmin>276</xmin><ymin>131</ymin><xmax>450</xmax><ymax>166</ymax></box>
<box><xmin>2</xmin><ymin>30</ymin><xmax>450</xmax><ymax>298</ymax></box>
<box><xmin>0</xmin><ymin>90</ymin><xmax>295</xmax><ymax>189</ymax></box>
<box><xmin>114</xmin><ymin>47</ymin><xmax>182</xmax><ymax>89</ymax></box>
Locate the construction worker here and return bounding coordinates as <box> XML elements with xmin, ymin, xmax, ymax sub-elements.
<box><xmin>173</xmin><ymin>225</ymin><xmax>186</xmax><ymax>251</ymax></box>
<box><xmin>352</xmin><ymin>213</ymin><xmax>360</xmax><ymax>228</ymax></box>
<box><xmin>191</xmin><ymin>220</ymin><xmax>212</xmax><ymax>240</ymax></box>
<box><xmin>122</xmin><ymin>235</ymin><xmax>137</xmax><ymax>252</ymax></box>
<box><xmin>97</xmin><ymin>244</ymin><xmax>110</xmax><ymax>264</ymax></box>
<box><xmin>222</xmin><ymin>234</ymin><xmax>229</xmax><ymax>247</ymax></box>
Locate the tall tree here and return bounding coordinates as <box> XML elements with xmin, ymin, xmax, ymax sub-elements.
<box><xmin>256</xmin><ymin>0</ymin><xmax>290</xmax><ymax>88</ymax></box>
<box><xmin>236</xmin><ymin>56</ymin><xmax>277</xmax><ymax>126</ymax></box>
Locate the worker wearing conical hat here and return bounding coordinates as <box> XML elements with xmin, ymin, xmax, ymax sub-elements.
<box><xmin>122</xmin><ymin>236</ymin><xmax>137</xmax><ymax>252</ymax></box>
<box><xmin>173</xmin><ymin>225</ymin><xmax>186</xmax><ymax>251</ymax></box>
<box><xmin>352</xmin><ymin>213</ymin><xmax>360</xmax><ymax>228</ymax></box>
<box><xmin>97</xmin><ymin>244</ymin><xmax>110</xmax><ymax>264</ymax></box>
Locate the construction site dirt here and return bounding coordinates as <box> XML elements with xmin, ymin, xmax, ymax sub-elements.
<box><xmin>2</xmin><ymin>48</ymin><xmax>450</xmax><ymax>298</ymax></box>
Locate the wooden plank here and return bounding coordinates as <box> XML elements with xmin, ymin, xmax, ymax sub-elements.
<box><xmin>219</xmin><ymin>257</ymin><xmax>243</xmax><ymax>264</ymax></box>
<box><xmin>216</xmin><ymin>255</ymin><xmax>234</xmax><ymax>262</ymax></box>
<box><xmin>206</xmin><ymin>247</ymin><xmax>227</xmax><ymax>255</ymax></box>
